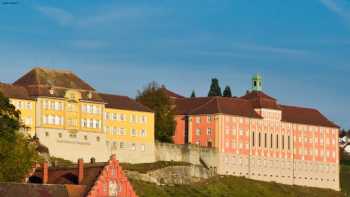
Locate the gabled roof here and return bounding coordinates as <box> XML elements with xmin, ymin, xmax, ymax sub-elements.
<box><xmin>170</xmin><ymin>87</ymin><xmax>338</xmax><ymax>128</ymax></box>
<box><xmin>99</xmin><ymin>93</ymin><xmax>152</xmax><ymax>112</ymax></box>
<box><xmin>0</xmin><ymin>82</ymin><xmax>32</xmax><ymax>100</ymax></box>
<box><xmin>175</xmin><ymin>97</ymin><xmax>262</xmax><ymax>118</ymax></box>
<box><xmin>280</xmin><ymin>105</ymin><xmax>339</xmax><ymax>128</ymax></box>
<box><xmin>161</xmin><ymin>86</ymin><xmax>185</xmax><ymax>99</ymax></box>
<box><xmin>13</xmin><ymin>67</ymin><xmax>95</xmax><ymax>91</ymax></box>
<box><xmin>240</xmin><ymin>90</ymin><xmax>280</xmax><ymax>110</ymax></box>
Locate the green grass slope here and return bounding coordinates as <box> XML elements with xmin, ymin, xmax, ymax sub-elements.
<box><xmin>129</xmin><ymin>164</ymin><xmax>350</xmax><ymax>197</ymax></box>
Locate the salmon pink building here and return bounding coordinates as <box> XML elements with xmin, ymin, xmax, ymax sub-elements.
<box><xmin>172</xmin><ymin>74</ymin><xmax>340</xmax><ymax>190</ymax></box>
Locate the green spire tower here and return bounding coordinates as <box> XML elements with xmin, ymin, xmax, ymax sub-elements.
<box><xmin>252</xmin><ymin>74</ymin><xmax>262</xmax><ymax>91</ymax></box>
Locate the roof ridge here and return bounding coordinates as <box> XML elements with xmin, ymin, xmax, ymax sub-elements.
<box><xmin>98</xmin><ymin>92</ymin><xmax>129</xmax><ymax>98</ymax></box>
<box><xmin>188</xmin><ymin>97</ymin><xmax>216</xmax><ymax>114</ymax></box>
<box><xmin>34</xmin><ymin>66</ymin><xmax>73</xmax><ymax>74</ymax></box>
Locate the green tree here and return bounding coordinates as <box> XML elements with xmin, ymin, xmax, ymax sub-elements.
<box><xmin>208</xmin><ymin>78</ymin><xmax>222</xmax><ymax>97</ymax></box>
<box><xmin>190</xmin><ymin>90</ymin><xmax>196</xmax><ymax>98</ymax></box>
<box><xmin>223</xmin><ymin>86</ymin><xmax>232</xmax><ymax>97</ymax></box>
<box><xmin>136</xmin><ymin>82</ymin><xmax>176</xmax><ymax>143</ymax></box>
<box><xmin>0</xmin><ymin>92</ymin><xmax>40</xmax><ymax>182</ymax></box>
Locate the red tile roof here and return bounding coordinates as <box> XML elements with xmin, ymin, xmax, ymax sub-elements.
<box><xmin>280</xmin><ymin>105</ymin><xmax>339</xmax><ymax>128</ymax></box>
<box><xmin>240</xmin><ymin>91</ymin><xmax>281</xmax><ymax>110</ymax></box>
<box><xmin>99</xmin><ymin>93</ymin><xmax>152</xmax><ymax>112</ymax></box>
<box><xmin>175</xmin><ymin>97</ymin><xmax>262</xmax><ymax>118</ymax></box>
<box><xmin>161</xmin><ymin>87</ymin><xmax>185</xmax><ymax>99</ymax></box>
<box><xmin>0</xmin><ymin>82</ymin><xmax>32</xmax><ymax>100</ymax></box>
<box><xmin>171</xmin><ymin>89</ymin><xmax>338</xmax><ymax>128</ymax></box>
<box><xmin>13</xmin><ymin>67</ymin><xmax>95</xmax><ymax>91</ymax></box>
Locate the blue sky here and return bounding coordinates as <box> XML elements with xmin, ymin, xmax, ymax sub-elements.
<box><xmin>0</xmin><ymin>0</ymin><xmax>349</xmax><ymax>129</ymax></box>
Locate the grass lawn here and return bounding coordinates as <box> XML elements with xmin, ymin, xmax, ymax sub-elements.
<box><xmin>127</xmin><ymin>161</ymin><xmax>350</xmax><ymax>197</ymax></box>
<box><xmin>130</xmin><ymin>175</ymin><xmax>344</xmax><ymax>197</ymax></box>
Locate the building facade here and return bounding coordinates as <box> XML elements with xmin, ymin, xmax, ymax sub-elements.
<box><xmin>172</xmin><ymin>74</ymin><xmax>340</xmax><ymax>190</ymax></box>
<box><xmin>0</xmin><ymin>67</ymin><xmax>155</xmax><ymax>163</ymax></box>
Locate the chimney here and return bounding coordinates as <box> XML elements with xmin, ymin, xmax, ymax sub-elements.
<box><xmin>78</xmin><ymin>158</ymin><xmax>84</xmax><ymax>184</ymax></box>
<box><xmin>90</xmin><ymin>157</ymin><xmax>96</xmax><ymax>164</ymax></box>
<box><xmin>43</xmin><ymin>161</ymin><xmax>48</xmax><ymax>184</ymax></box>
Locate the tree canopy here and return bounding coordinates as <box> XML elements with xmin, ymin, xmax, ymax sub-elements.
<box><xmin>208</xmin><ymin>78</ymin><xmax>222</xmax><ymax>97</ymax></box>
<box><xmin>223</xmin><ymin>86</ymin><xmax>232</xmax><ymax>97</ymax></box>
<box><xmin>0</xmin><ymin>92</ymin><xmax>41</xmax><ymax>182</ymax></box>
<box><xmin>190</xmin><ymin>90</ymin><xmax>196</xmax><ymax>98</ymax></box>
<box><xmin>136</xmin><ymin>82</ymin><xmax>176</xmax><ymax>143</ymax></box>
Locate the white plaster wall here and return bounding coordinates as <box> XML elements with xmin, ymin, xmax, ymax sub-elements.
<box><xmin>36</xmin><ymin>128</ymin><xmax>109</xmax><ymax>162</ymax></box>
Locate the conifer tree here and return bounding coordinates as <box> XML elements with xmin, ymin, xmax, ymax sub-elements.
<box><xmin>190</xmin><ymin>90</ymin><xmax>196</xmax><ymax>98</ymax></box>
<box><xmin>223</xmin><ymin>86</ymin><xmax>232</xmax><ymax>97</ymax></box>
<box><xmin>208</xmin><ymin>78</ymin><xmax>222</xmax><ymax>97</ymax></box>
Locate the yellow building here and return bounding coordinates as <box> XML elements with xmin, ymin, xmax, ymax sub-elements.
<box><xmin>0</xmin><ymin>67</ymin><xmax>155</xmax><ymax>163</ymax></box>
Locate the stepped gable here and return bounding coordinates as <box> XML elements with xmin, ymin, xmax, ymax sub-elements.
<box><xmin>12</xmin><ymin>67</ymin><xmax>104</xmax><ymax>102</ymax></box>
<box><xmin>280</xmin><ymin>105</ymin><xmax>339</xmax><ymax>128</ymax></box>
<box><xmin>99</xmin><ymin>93</ymin><xmax>152</xmax><ymax>112</ymax></box>
<box><xmin>0</xmin><ymin>82</ymin><xmax>31</xmax><ymax>100</ymax></box>
<box><xmin>174</xmin><ymin>96</ymin><xmax>261</xmax><ymax>118</ymax></box>
<box><xmin>29</xmin><ymin>155</ymin><xmax>138</xmax><ymax>197</ymax></box>
<box><xmin>240</xmin><ymin>90</ymin><xmax>281</xmax><ymax>110</ymax></box>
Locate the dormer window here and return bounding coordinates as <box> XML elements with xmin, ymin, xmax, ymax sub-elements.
<box><xmin>49</xmin><ymin>88</ymin><xmax>54</xmax><ymax>95</ymax></box>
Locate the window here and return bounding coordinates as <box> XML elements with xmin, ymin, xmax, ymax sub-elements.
<box><xmin>132</xmin><ymin>143</ymin><xmax>136</xmax><ymax>151</ymax></box>
<box><xmin>207</xmin><ymin>128</ymin><xmax>212</xmax><ymax>136</ymax></box>
<box><xmin>131</xmin><ymin>115</ymin><xmax>136</xmax><ymax>123</ymax></box>
<box><xmin>43</xmin><ymin>115</ymin><xmax>48</xmax><ymax>124</ymax></box>
<box><xmin>82</xmin><ymin>119</ymin><xmax>87</xmax><ymax>128</ymax></box>
<box><xmin>141</xmin><ymin>115</ymin><xmax>147</xmax><ymax>123</ymax></box>
<box><xmin>50</xmin><ymin>101</ymin><xmax>55</xmax><ymax>110</ymax></box>
<box><xmin>252</xmin><ymin>132</ymin><xmax>255</xmax><ymax>147</ymax></box>
<box><xmin>120</xmin><ymin>128</ymin><xmax>125</xmax><ymax>135</ymax></box>
<box><xmin>96</xmin><ymin>136</ymin><xmax>100</xmax><ymax>142</ymax></box>
<box><xmin>105</xmin><ymin>112</ymin><xmax>110</xmax><ymax>120</ymax></box>
<box><xmin>45</xmin><ymin>132</ymin><xmax>49</xmax><ymax>137</ymax></box>
<box><xmin>264</xmin><ymin>133</ymin><xmax>267</xmax><ymax>148</ymax></box>
<box><xmin>276</xmin><ymin>134</ymin><xmax>279</xmax><ymax>149</ymax></box>
<box><xmin>26</xmin><ymin>102</ymin><xmax>32</xmax><ymax>110</ymax></box>
<box><xmin>207</xmin><ymin>115</ymin><xmax>212</xmax><ymax>122</ymax></box>
<box><xmin>131</xmin><ymin>129</ymin><xmax>137</xmax><ymax>136</ymax></box>
<box><xmin>270</xmin><ymin>133</ymin><xmax>273</xmax><ymax>148</ymax></box>
<box><xmin>141</xmin><ymin>129</ymin><xmax>146</xmax><ymax>137</ymax></box>
<box><xmin>84</xmin><ymin>135</ymin><xmax>88</xmax><ymax>140</ymax></box>
<box><xmin>112</xmin><ymin>113</ymin><xmax>117</xmax><ymax>120</ymax></box>
<box><xmin>196</xmin><ymin>128</ymin><xmax>201</xmax><ymax>136</ymax></box>
<box><xmin>120</xmin><ymin>142</ymin><xmax>125</xmax><ymax>149</ymax></box>
<box><xmin>288</xmin><ymin>136</ymin><xmax>290</xmax><ymax>150</ymax></box>
<box><xmin>58</xmin><ymin>133</ymin><xmax>62</xmax><ymax>138</ymax></box>
<box><xmin>89</xmin><ymin>119</ymin><xmax>93</xmax><ymax>128</ymax></box>
<box><xmin>141</xmin><ymin>144</ymin><xmax>145</xmax><ymax>151</ymax></box>
<box><xmin>282</xmin><ymin>135</ymin><xmax>285</xmax><ymax>150</ymax></box>
<box><xmin>258</xmin><ymin>132</ymin><xmax>261</xmax><ymax>147</ymax></box>
<box><xmin>120</xmin><ymin>114</ymin><xmax>125</xmax><ymax>121</ymax></box>
<box><xmin>196</xmin><ymin>117</ymin><xmax>201</xmax><ymax>123</ymax></box>
<box><xmin>69</xmin><ymin>133</ymin><xmax>77</xmax><ymax>138</ymax></box>
<box><xmin>44</xmin><ymin>100</ymin><xmax>49</xmax><ymax>109</ymax></box>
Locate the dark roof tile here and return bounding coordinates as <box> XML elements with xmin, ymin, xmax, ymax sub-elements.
<box><xmin>99</xmin><ymin>93</ymin><xmax>152</xmax><ymax>112</ymax></box>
